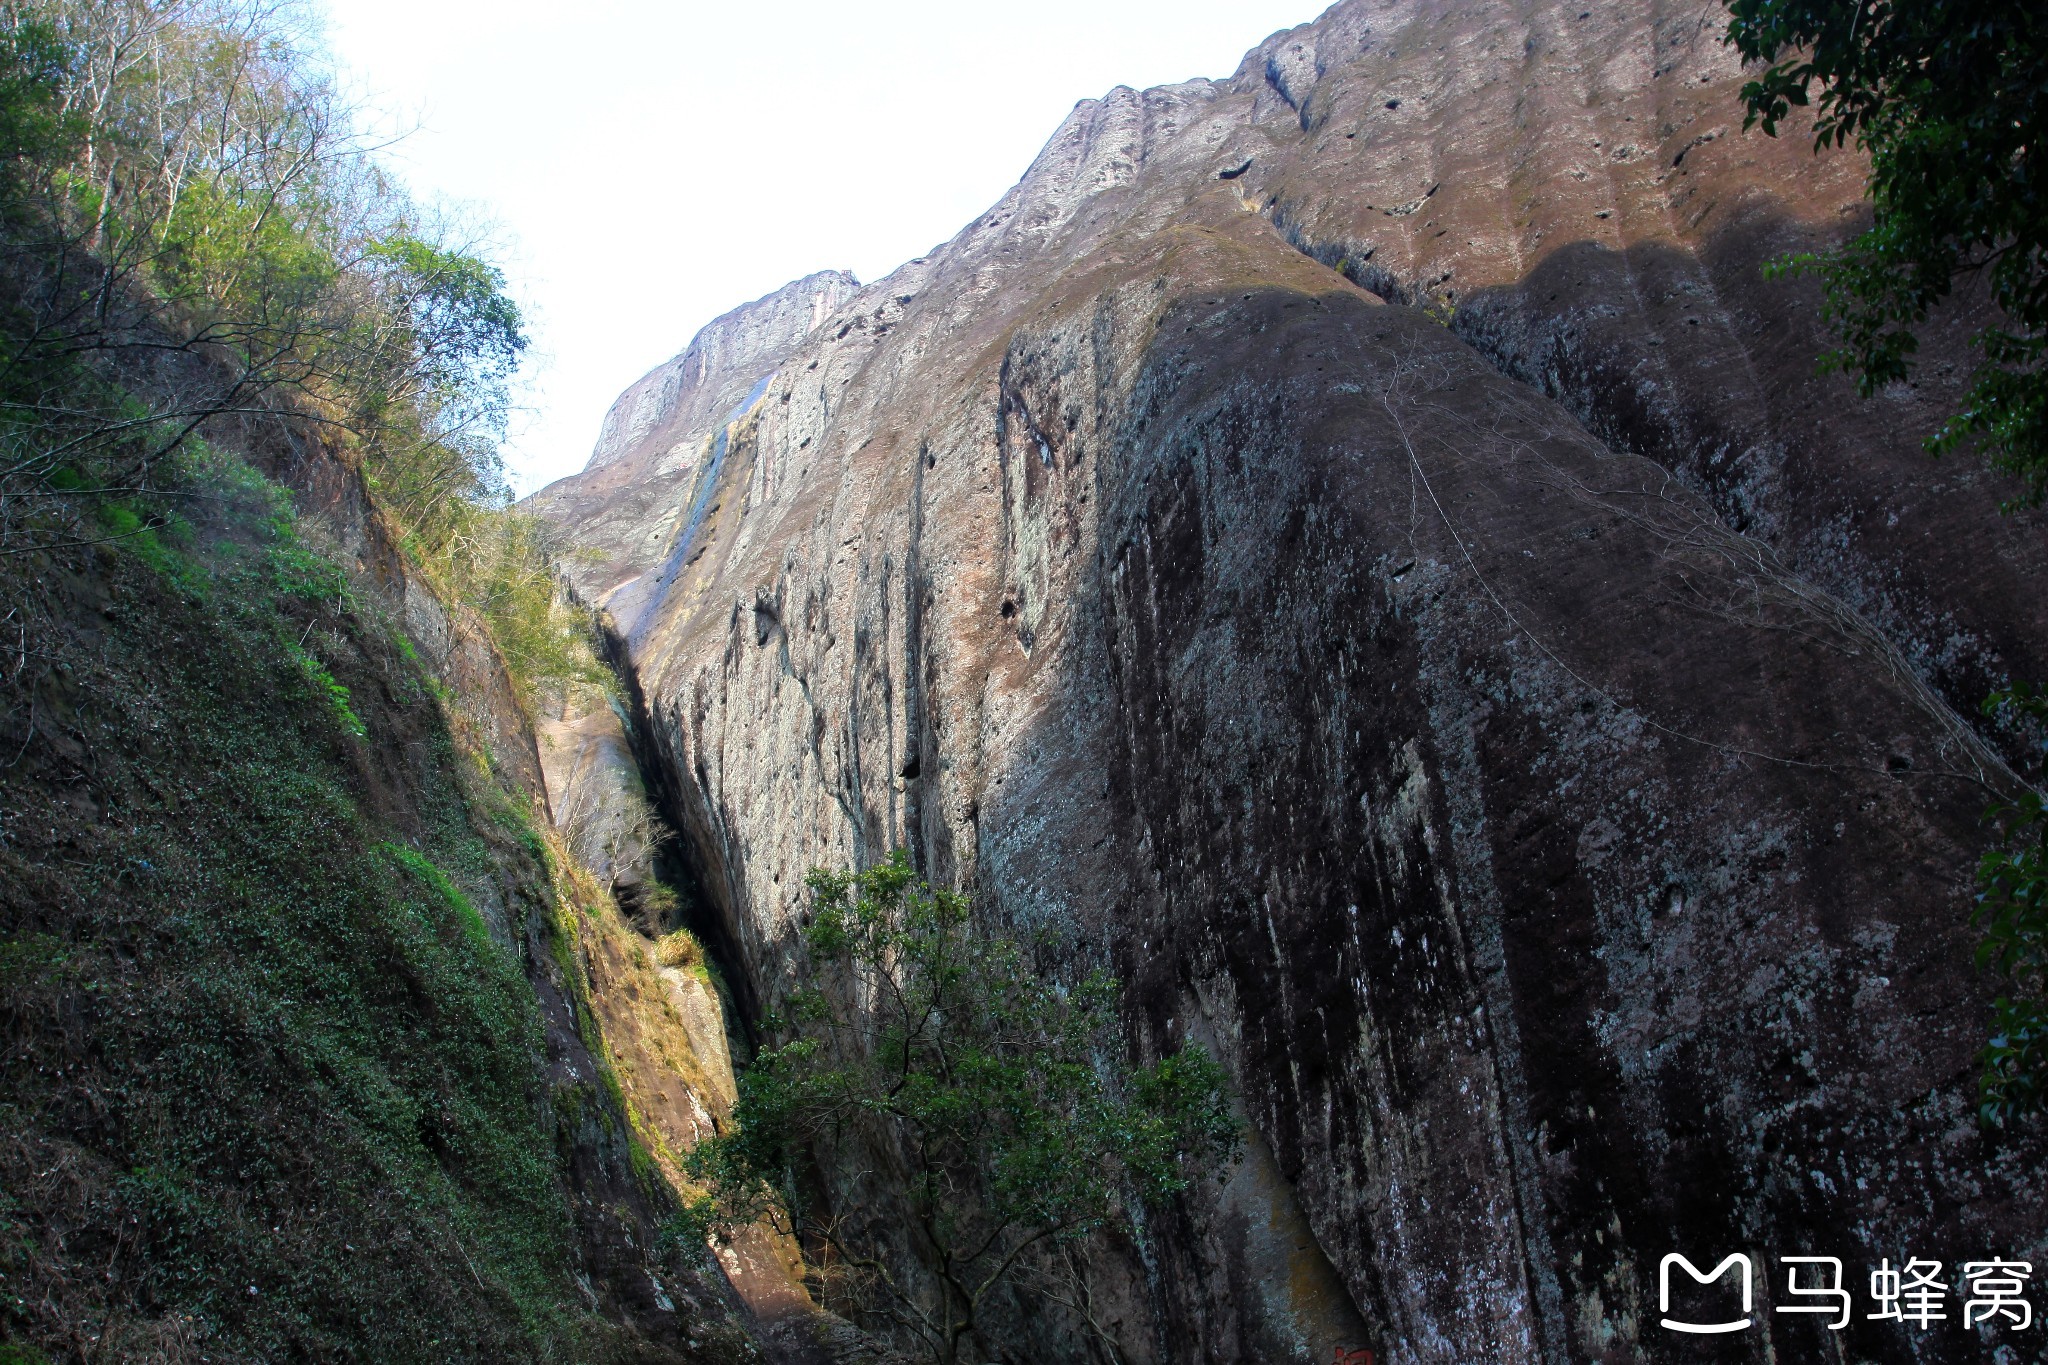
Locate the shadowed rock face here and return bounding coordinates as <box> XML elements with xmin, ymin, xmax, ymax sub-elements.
<box><xmin>532</xmin><ymin>0</ymin><xmax>2047</xmax><ymax>1359</ymax></box>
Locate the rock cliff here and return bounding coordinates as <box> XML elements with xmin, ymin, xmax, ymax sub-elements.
<box><xmin>529</xmin><ymin>271</ymin><xmax>861</xmax><ymax>620</ymax></box>
<box><xmin>530</xmin><ymin>1</ymin><xmax>2048</xmax><ymax>1360</ymax></box>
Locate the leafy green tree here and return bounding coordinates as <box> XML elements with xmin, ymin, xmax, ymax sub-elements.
<box><xmin>687</xmin><ymin>852</ymin><xmax>1239</xmax><ymax>1363</ymax></box>
<box><xmin>0</xmin><ymin>18</ymin><xmax>78</xmax><ymax>210</ymax></box>
<box><xmin>366</xmin><ymin>234</ymin><xmax>527</xmax><ymax>406</ymax></box>
<box><xmin>0</xmin><ymin>1</ymin><xmax>592</xmax><ymax>711</ymax></box>
<box><xmin>0</xmin><ymin>16</ymin><xmax>82</xmax><ymax>420</ymax></box>
<box><xmin>1725</xmin><ymin>0</ymin><xmax>2048</xmax><ymax>502</ymax></box>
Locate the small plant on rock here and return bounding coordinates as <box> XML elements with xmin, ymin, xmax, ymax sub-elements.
<box><xmin>1976</xmin><ymin>685</ymin><xmax>2048</xmax><ymax>1125</ymax></box>
<box><xmin>654</xmin><ymin>928</ymin><xmax>702</xmax><ymax>972</ymax></box>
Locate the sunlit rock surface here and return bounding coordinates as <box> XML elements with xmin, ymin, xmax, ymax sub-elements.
<box><xmin>529</xmin><ymin>0</ymin><xmax>2048</xmax><ymax>1359</ymax></box>
<box><xmin>528</xmin><ymin>269</ymin><xmax>861</xmax><ymax>619</ymax></box>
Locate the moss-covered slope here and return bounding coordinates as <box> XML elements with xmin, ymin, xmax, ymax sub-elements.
<box><xmin>0</xmin><ymin>450</ymin><xmax>757</xmax><ymax>1363</ymax></box>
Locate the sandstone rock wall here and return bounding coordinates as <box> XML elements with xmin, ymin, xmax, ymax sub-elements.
<box><xmin>532</xmin><ymin>2</ymin><xmax>2048</xmax><ymax>1359</ymax></box>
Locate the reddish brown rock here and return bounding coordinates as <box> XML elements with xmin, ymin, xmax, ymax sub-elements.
<box><xmin>531</xmin><ymin>1</ymin><xmax>2048</xmax><ymax>1359</ymax></box>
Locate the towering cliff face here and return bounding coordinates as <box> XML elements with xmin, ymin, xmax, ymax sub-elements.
<box><xmin>531</xmin><ymin>1</ymin><xmax>2048</xmax><ymax>1360</ymax></box>
<box><xmin>530</xmin><ymin>271</ymin><xmax>861</xmax><ymax>620</ymax></box>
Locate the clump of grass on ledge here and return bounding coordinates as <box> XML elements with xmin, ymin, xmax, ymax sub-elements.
<box><xmin>656</xmin><ymin>927</ymin><xmax>706</xmax><ymax>973</ymax></box>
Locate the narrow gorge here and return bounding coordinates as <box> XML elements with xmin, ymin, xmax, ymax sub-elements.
<box><xmin>525</xmin><ymin>0</ymin><xmax>2048</xmax><ymax>1360</ymax></box>
<box><xmin>3</xmin><ymin>0</ymin><xmax>2042</xmax><ymax>1360</ymax></box>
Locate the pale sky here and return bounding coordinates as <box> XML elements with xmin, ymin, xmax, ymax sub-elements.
<box><xmin>317</xmin><ymin>0</ymin><xmax>1329</xmax><ymax>494</ymax></box>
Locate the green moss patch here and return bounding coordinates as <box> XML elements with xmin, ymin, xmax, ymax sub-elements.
<box><xmin>0</xmin><ymin>453</ymin><xmax>673</xmax><ymax>1362</ymax></box>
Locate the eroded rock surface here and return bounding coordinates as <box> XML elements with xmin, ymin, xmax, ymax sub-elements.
<box><xmin>530</xmin><ymin>1</ymin><xmax>2048</xmax><ymax>1360</ymax></box>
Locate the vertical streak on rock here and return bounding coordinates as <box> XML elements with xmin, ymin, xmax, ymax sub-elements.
<box><xmin>1415</xmin><ymin>622</ymin><xmax>1571</xmax><ymax>1363</ymax></box>
<box><xmin>902</xmin><ymin>440</ymin><xmax>932</xmax><ymax>880</ymax></box>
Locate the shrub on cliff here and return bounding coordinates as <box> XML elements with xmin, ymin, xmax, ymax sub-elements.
<box><xmin>1725</xmin><ymin>0</ymin><xmax>2048</xmax><ymax>503</ymax></box>
<box><xmin>686</xmin><ymin>851</ymin><xmax>1239</xmax><ymax>1364</ymax></box>
<box><xmin>1977</xmin><ymin>685</ymin><xmax>2048</xmax><ymax>1124</ymax></box>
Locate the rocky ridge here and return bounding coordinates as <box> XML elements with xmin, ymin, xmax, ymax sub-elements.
<box><xmin>530</xmin><ymin>1</ymin><xmax>2048</xmax><ymax>1360</ymax></box>
<box><xmin>530</xmin><ymin>271</ymin><xmax>862</xmax><ymax>620</ymax></box>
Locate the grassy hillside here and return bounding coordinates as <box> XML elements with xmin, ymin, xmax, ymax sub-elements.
<box><xmin>0</xmin><ymin>446</ymin><xmax>751</xmax><ymax>1362</ymax></box>
<box><xmin>0</xmin><ymin>2</ymin><xmax>779</xmax><ymax>1359</ymax></box>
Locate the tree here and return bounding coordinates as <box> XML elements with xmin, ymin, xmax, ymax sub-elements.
<box><xmin>0</xmin><ymin>0</ymin><xmax>594</xmax><ymax>710</ymax></box>
<box><xmin>1724</xmin><ymin>0</ymin><xmax>2048</xmax><ymax>502</ymax></box>
<box><xmin>1975</xmin><ymin>684</ymin><xmax>2048</xmax><ymax>1125</ymax></box>
<box><xmin>1724</xmin><ymin>0</ymin><xmax>2048</xmax><ymax>1121</ymax></box>
<box><xmin>686</xmin><ymin>852</ymin><xmax>1239</xmax><ymax>1364</ymax></box>
<box><xmin>0</xmin><ymin>0</ymin><xmax>363</xmax><ymax>510</ymax></box>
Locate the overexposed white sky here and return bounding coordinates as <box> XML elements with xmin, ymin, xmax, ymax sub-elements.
<box><xmin>318</xmin><ymin>0</ymin><xmax>1328</xmax><ymax>494</ymax></box>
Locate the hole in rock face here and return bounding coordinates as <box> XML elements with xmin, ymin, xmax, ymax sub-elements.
<box><xmin>999</xmin><ymin>600</ymin><xmax>1016</xmax><ymax>619</ymax></box>
<box><xmin>900</xmin><ymin>756</ymin><xmax>921</xmax><ymax>780</ymax></box>
<box><xmin>1385</xmin><ymin>99</ymin><xmax>1400</xmax><ymax>109</ymax></box>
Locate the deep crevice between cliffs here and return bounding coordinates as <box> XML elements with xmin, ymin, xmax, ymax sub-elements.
<box><xmin>1265</xmin><ymin>204</ymin><xmax>1666</xmax><ymax>461</ymax></box>
<box><xmin>1264</xmin><ymin>199</ymin><xmax>1755</xmax><ymax>481</ymax></box>
<box><xmin>1267</xmin><ymin>200</ymin><xmax>1413</xmax><ymax>307</ymax></box>
<box><xmin>589</xmin><ymin>609</ymin><xmax>764</xmax><ymax>1048</ymax></box>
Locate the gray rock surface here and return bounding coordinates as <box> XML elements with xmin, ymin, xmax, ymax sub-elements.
<box><xmin>531</xmin><ymin>1</ymin><xmax>2048</xmax><ymax>1360</ymax></box>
